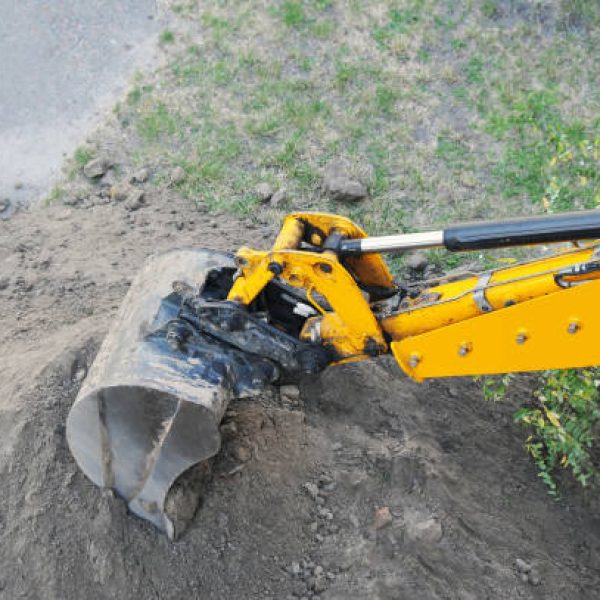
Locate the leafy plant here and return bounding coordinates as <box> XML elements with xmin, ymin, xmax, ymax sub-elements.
<box><xmin>514</xmin><ymin>370</ymin><xmax>600</xmax><ymax>495</ymax></box>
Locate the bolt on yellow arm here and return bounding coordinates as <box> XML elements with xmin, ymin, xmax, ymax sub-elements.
<box><xmin>227</xmin><ymin>211</ymin><xmax>600</xmax><ymax>380</ymax></box>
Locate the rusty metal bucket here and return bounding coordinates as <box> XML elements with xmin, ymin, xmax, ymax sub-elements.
<box><xmin>66</xmin><ymin>248</ymin><xmax>276</xmax><ymax>537</ymax></box>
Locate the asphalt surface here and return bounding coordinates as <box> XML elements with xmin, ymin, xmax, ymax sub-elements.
<box><xmin>0</xmin><ymin>0</ymin><xmax>160</xmax><ymax>213</ymax></box>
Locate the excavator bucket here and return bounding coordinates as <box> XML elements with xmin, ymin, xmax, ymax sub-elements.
<box><xmin>66</xmin><ymin>249</ymin><xmax>278</xmax><ymax>538</ymax></box>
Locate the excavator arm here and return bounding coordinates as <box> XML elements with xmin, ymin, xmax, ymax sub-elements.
<box><xmin>66</xmin><ymin>208</ymin><xmax>600</xmax><ymax>535</ymax></box>
<box><xmin>227</xmin><ymin>210</ymin><xmax>600</xmax><ymax>379</ymax></box>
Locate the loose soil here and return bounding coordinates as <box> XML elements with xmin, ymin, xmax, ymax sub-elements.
<box><xmin>1</xmin><ymin>193</ymin><xmax>599</xmax><ymax>599</ymax></box>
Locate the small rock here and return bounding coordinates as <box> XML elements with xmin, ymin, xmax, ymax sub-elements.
<box><xmin>318</xmin><ymin>474</ymin><xmax>333</xmax><ymax>487</ymax></box>
<box><xmin>303</xmin><ymin>482</ymin><xmax>320</xmax><ymax>500</ymax></box>
<box><xmin>0</xmin><ymin>198</ymin><xmax>10</xmax><ymax>213</ymax></box>
<box><xmin>124</xmin><ymin>189</ymin><xmax>145</xmax><ymax>211</ymax></box>
<box><xmin>406</xmin><ymin>251</ymin><xmax>428</xmax><ymax>272</ymax></box>
<box><xmin>130</xmin><ymin>168</ymin><xmax>150</xmax><ymax>184</ymax></box>
<box><xmin>83</xmin><ymin>157</ymin><xmax>110</xmax><ymax>178</ymax></box>
<box><xmin>288</xmin><ymin>561</ymin><xmax>301</xmax><ymax>576</ymax></box>
<box><xmin>170</xmin><ymin>166</ymin><xmax>186</xmax><ymax>185</ymax></box>
<box><xmin>73</xmin><ymin>367</ymin><xmax>87</xmax><ymax>382</ymax></box>
<box><xmin>528</xmin><ymin>569</ymin><xmax>541</xmax><ymax>586</ymax></box>
<box><xmin>0</xmin><ymin>277</ymin><xmax>10</xmax><ymax>290</ymax></box>
<box><xmin>406</xmin><ymin>518</ymin><xmax>443</xmax><ymax>544</ymax></box>
<box><xmin>220</xmin><ymin>421</ymin><xmax>238</xmax><ymax>436</ymax></box>
<box><xmin>322</xmin><ymin>159</ymin><xmax>367</xmax><ymax>202</ymax></box>
<box><xmin>313</xmin><ymin>566</ymin><xmax>323</xmax><ymax>576</ymax></box>
<box><xmin>270</xmin><ymin>189</ymin><xmax>287</xmax><ymax>208</ymax></box>
<box><xmin>309</xmin><ymin>522</ymin><xmax>319</xmax><ymax>532</ymax></box>
<box><xmin>14</xmin><ymin>182</ymin><xmax>23</xmax><ymax>190</ymax></box>
<box><xmin>255</xmin><ymin>182</ymin><xmax>274</xmax><ymax>203</ymax></box>
<box><xmin>280</xmin><ymin>384</ymin><xmax>301</xmax><ymax>400</ymax></box>
<box><xmin>520</xmin><ymin>573</ymin><xmax>529</xmax><ymax>584</ymax></box>
<box><xmin>373</xmin><ymin>506</ymin><xmax>393</xmax><ymax>530</ymax></box>
<box><xmin>234</xmin><ymin>445</ymin><xmax>252</xmax><ymax>462</ymax></box>
<box><xmin>515</xmin><ymin>558</ymin><xmax>532</xmax><ymax>574</ymax></box>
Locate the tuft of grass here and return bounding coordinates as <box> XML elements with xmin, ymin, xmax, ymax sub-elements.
<box><xmin>136</xmin><ymin>103</ymin><xmax>179</xmax><ymax>142</ymax></box>
<box><xmin>159</xmin><ymin>29</ymin><xmax>175</xmax><ymax>44</ymax></box>
<box><xmin>73</xmin><ymin>147</ymin><xmax>94</xmax><ymax>167</ymax></box>
<box><xmin>280</xmin><ymin>1</ymin><xmax>307</xmax><ymax>27</ymax></box>
<box><xmin>44</xmin><ymin>185</ymin><xmax>65</xmax><ymax>206</ymax></box>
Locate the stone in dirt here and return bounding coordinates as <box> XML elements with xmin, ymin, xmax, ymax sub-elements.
<box><xmin>515</xmin><ymin>558</ymin><xmax>532</xmax><ymax>574</ymax></box>
<box><xmin>528</xmin><ymin>568</ymin><xmax>541</xmax><ymax>586</ymax></box>
<box><xmin>322</xmin><ymin>159</ymin><xmax>367</xmax><ymax>202</ymax></box>
<box><xmin>0</xmin><ymin>198</ymin><xmax>11</xmax><ymax>213</ymax></box>
<box><xmin>281</xmin><ymin>384</ymin><xmax>301</xmax><ymax>401</ymax></box>
<box><xmin>406</xmin><ymin>517</ymin><xmax>443</xmax><ymax>544</ymax></box>
<box><xmin>233</xmin><ymin>445</ymin><xmax>252</xmax><ymax>463</ymax></box>
<box><xmin>303</xmin><ymin>482</ymin><xmax>320</xmax><ymax>500</ymax></box>
<box><xmin>406</xmin><ymin>251</ymin><xmax>428</xmax><ymax>272</ymax></box>
<box><xmin>255</xmin><ymin>182</ymin><xmax>274</xmax><ymax>203</ymax></box>
<box><xmin>170</xmin><ymin>166</ymin><xmax>186</xmax><ymax>185</ymax></box>
<box><xmin>373</xmin><ymin>506</ymin><xmax>393</xmax><ymax>530</ymax></box>
<box><xmin>83</xmin><ymin>157</ymin><xmax>111</xmax><ymax>179</ymax></box>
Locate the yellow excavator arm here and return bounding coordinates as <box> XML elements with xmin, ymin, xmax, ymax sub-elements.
<box><xmin>228</xmin><ymin>210</ymin><xmax>600</xmax><ymax>381</ymax></box>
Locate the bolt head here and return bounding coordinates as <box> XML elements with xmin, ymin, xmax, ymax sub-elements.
<box><xmin>268</xmin><ymin>261</ymin><xmax>284</xmax><ymax>275</ymax></box>
<box><xmin>458</xmin><ymin>342</ymin><xmax>472</xmax><ymax>357</ymax></box>
<box><xmin>408</xmin><ymin>353</ymin><xmax>421</xmax><ymax>368</ymax></box>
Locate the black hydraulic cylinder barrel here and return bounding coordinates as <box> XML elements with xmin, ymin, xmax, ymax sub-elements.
<box><xmin>443</xmin><ymin>209</ymin><xmax>600</xmax><ymax>252</ymax></box>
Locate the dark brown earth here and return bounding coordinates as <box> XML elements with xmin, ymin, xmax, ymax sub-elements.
<box><xmin>1</xmin><ymin>193</ymin><xmax>599</xmax><ymax>599</ymax></box>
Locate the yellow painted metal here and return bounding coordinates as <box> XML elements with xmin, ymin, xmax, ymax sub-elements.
<box><xmin>227</xmin><ymin>248</ymin><xmax>273</xmax><ymax>305</ymax></box>
<box><xmin>273</xmin><ymin>217</ymin><xmax>305</xmax><ymax>250</ymax></box>
<box><xmin>276</xmin><ymin>213</ymin><xmax>395</xmax><ymax>288</ymax></box>
<box><xmin>392</xmin><ymin>277</ymin><xmax>600</xmax><ymax>380</ymax></box>
<box><xmin>382</xmin><ymin>244</ymin><xmax>599</xmax><ymax>339</ymax></box>
<box><xmin>227</xmin><ymin>246</ymin><xmax>386</xmax><ymax>358</ymax></box>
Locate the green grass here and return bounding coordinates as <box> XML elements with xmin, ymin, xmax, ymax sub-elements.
<box><xmin>73</xmin><ymin>147</ymin><xmax>94</xmax><ymax>167</ymax></box>
<box><xmin>112</xmin><ymin>0</ymin><xmax>600</xmax><ymax>234</ymax></box>
<box><xmin>159</xmin><ymin>30</ymin><xmax>175</xmax><ymax>44</ymax></box>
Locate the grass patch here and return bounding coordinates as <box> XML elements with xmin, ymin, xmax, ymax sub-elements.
<box><xmin>159</xmin><ymin>30</ymin><xmax>175</xmax><ymax>44</ymax></box>
<box><xmin>73</xmin><ymin>147</ymin><xmax>94</xmax><ymax>167</ymax></box>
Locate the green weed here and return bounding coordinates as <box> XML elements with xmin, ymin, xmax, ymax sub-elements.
<box><xmin>160</xmin><ymin>30</ymin><xmax>175</xmax><ymax>44</ymax></box>
<box><xmin>73</xmin><ymin>147</ymin><xmax>94</xmax><ymax>167</ymax></box>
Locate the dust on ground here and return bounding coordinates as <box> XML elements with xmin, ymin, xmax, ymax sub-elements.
<box><xmin>1</xmin><ymin>192</ymin><xmax>599</xmax><ymax>599</ymax></box>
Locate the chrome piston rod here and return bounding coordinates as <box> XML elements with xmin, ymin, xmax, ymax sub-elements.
<box><xmin>340</xmin><ymin>231</ymin><xmax>444</xmax><ymax>254</ymax></box>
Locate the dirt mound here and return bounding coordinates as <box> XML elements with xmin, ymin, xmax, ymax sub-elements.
<box><xmin>1</xmin><ymin>197</ymin><xmax>599</xmax><ymax>599</ymax></box>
